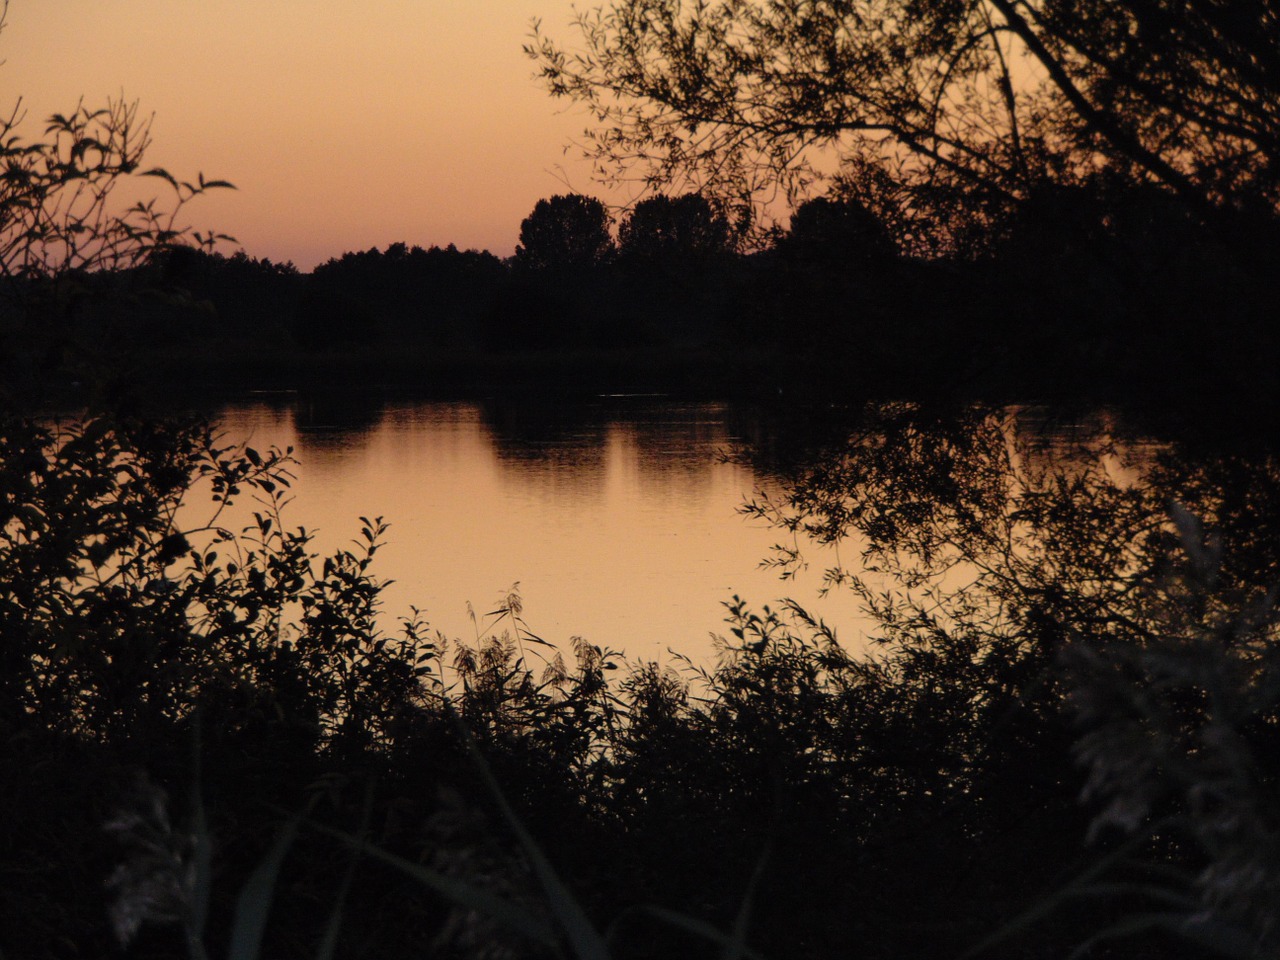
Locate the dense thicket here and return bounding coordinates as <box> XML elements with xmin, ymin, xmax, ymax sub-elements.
<box><xmin>5</xmin><ymin>407</ymin><xmax>1280</xmax><ymax>959</ymax></box>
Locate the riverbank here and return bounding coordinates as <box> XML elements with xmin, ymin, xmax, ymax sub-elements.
<box><xmin>22</xmin><ymin>328</ymin><xmax>1280</xmax><ymax>432</ymax></box>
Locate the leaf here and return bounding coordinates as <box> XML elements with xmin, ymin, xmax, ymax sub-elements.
<box><xmin>140</xmin><ymin>166</ymin><xmax>178</xmax><ymax>187</ymax></box>
<box><xmin>225</xmin><ymin>816</ymin><xmax>302</xmax><ymax>960</ymax></box>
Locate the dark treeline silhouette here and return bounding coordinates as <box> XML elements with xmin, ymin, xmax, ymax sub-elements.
<box><xmin>518</xmin><ymin>0</ymin><xmax>1280</xmax><ymax>409</ymax></box>
<box><xmin>11</xmin><ymin>179</ymin><xmax>1278</xmax><ymax>410</ymax></box>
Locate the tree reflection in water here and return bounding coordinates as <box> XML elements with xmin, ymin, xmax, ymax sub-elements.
<box><xmin>734</xmin><ymin>401</ymin><xmax>1280</xmax><ymax>954</ymax></box>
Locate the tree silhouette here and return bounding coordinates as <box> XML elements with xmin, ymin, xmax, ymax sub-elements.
<box><xmin>528</xmin><ymin>0</ymin><xmax>1280</xmax><ymax>222</ymax></box>
<box><xmin>617</xmin><ymin>193</ymin><xmax>733</xmax><ymax>263</ymax></box>
<box><xmin>0</xmin><ymin>0</ymin><xmax>232</xmax><ymax>402</ymax></box>
<box><xmin>783</xmin><ymin>195</ymin><xmax>897</xmax><ymax>269</ymax></box>
<box><xmin>513</xmin><ymin>193</ymin><xmax>614</xmax><ymax>271</ymax></box>
<box><xmin>0</xmin><ymin>0</ymin><xmax>230</xmax><ymax>286</ymax></box>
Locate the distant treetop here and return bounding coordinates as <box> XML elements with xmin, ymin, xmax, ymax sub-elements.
<box><xmin>514</xmin><ymin>194</ymin><xmax>614</xmax><ymax>271</ymax></box>
<box><xmin>617</xmin><ymin>193</ymin><xmax>734</xmax><ymax>262</ymax></box>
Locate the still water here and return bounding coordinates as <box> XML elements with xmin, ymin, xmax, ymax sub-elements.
<box><xmin>212</xmin><ymin>395</ymin><xmax>858</xmax><ymax>664</ymax></box>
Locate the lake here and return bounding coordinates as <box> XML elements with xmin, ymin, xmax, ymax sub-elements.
<box><xmin>211</xmin><ymin>394</ymin><xmax>863</xmax><ymax>665</ymax></box>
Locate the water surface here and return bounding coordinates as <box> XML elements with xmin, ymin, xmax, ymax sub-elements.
<box><xmin>213</xmin><ymin>396</ymin><xmax>859</xmax><ymax>663</ymax></box>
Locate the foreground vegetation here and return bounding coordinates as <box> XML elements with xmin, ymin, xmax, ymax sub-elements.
<box><xmin>4</xmin><ymin>404</ymin><xmax>1280</xmax><ymax>959</ymax></box>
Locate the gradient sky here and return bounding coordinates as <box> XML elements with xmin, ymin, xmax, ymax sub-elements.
<box><xmin>3</xmin><ymin>1</ymin><xmax>612</xmax><ymax>269</ymax></box>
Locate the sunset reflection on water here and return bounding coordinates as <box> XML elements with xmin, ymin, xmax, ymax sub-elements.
<box><xmin>212</xmin><ymin>397</ymin><xmax>864</xmax><ymax>665</ymax></box>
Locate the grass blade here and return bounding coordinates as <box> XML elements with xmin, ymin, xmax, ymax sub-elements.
<box><xmin>225</xmin><ymin>816</ymin><xmax>302</xmax><ymax>960</ymax></box>
<box><xmin>308</xmin><ymin>823</ymin><xmax>559</xmax><ymax>950</ymax></box>
<box><xmin>1066</xmin><ymin>911</ymin><xmax>1262</xmax><ymax>960</ymax></box>
<box><xmin>961</xmin><ymin>829</ymin><xmax>1173</xmax><ymax>959</ymax></box>
<box><xmin>187</xmin><ymin>790</ymin><xmax>213</xmax><ymax>960</ymax></box>
<box><xmin>313</xmin><ymin>854</ymin><xmax>356</xmax><ymax>960</ymax></box>
<box><xmin>314</xmin><ymin>784</ymin><xmax>374</xmax><ymax>960</ymax></box>
<box><xmin>457</xmin><ymin>716</ymin><xmax>611</xmax><ymax>959</ymax></box>
<box><xmin>723</xmin><ymin>838</ymin><xmax>771</xmax><ymax>960</ymax></box>
<box><xmin>187</xmin><ymin>718</ymin><xmax>212</xmax><ymax>960</ymax></box>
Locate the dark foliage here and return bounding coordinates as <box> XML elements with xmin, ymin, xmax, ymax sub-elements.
<box><xmin>4</xmin><ymin>152</ymin><xmax>1279</xmax><ymax>408</ymax></box>
<box><xmin>5</xmin><ymin>406</ymin><xmax>1280</xmax><ymax>959</ymax></box>
<box><xmin>514</xmin><ymin>194</ymin><xmax>615</xmax><ymax>272</ymax></box>
<box><xmin>528</xmin><ymin>0</ymin><xmax>1280</xmax><ymax>232</ymax></box>
<box><xmin>5</xmin><ymin>0</ymin><xmax>1280</xmax><ymax>951</ymax></box>
<box><xmin>617</xmin><ymin>193</ymin><xmax>736</xmax><ymax>263</ymax></box>
<box><xmin>300</xmin><ymin>242</ymin><xmax>508</xmax><ymax>352</ymax></box>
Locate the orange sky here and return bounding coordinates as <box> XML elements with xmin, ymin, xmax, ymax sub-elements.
<box><xmin>3</xmin><ymin>1</ymin><xmax>612</xmax><ymax>269</ymax></box>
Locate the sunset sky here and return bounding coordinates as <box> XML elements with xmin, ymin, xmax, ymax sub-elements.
<box><xmin>3</xmin><ymin>1</ymin><xmax>614</xmax><ymax>269</ymax></box>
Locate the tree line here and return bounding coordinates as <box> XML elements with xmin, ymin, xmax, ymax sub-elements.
<box><xmin>517</xmin><ymin>0</ymin><xmax>1280</xmax><ymax>408</ymax></box>
<box><xmin>9</xmin><ymin>176</ymin><xmax>1278</xmax><ymax>410</ymax></box>
<box><xmin>7</xmin><ymin>1</ymin><xmax>1280</xmax><ymax>409</ymax></box>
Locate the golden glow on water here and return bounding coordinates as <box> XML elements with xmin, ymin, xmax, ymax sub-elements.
<box><xmin>216</xmin><ymin>399</ymin><xmax>865</xmax><ymax>664</ymax></box>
